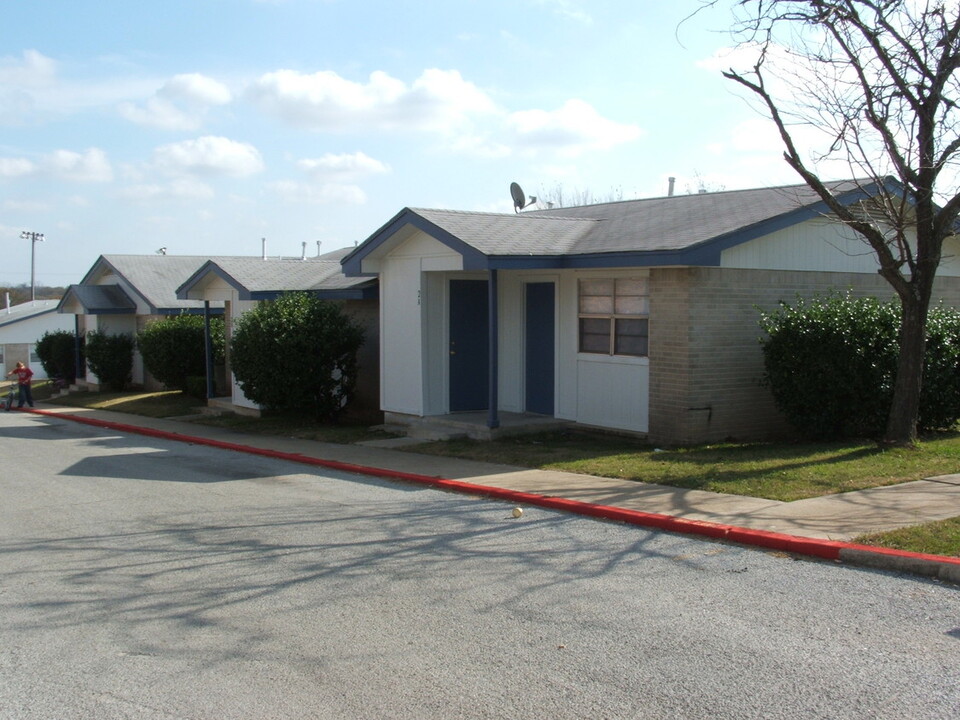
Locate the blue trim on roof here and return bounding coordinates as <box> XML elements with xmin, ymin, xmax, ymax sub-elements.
<box><xmin>248</xmin><ymin>283</ymin><xmax>379</xmax><ymax>302</ymax></box>
<box><xmin>176</xmin><ymin>261</ymin><xmax>249</xmax><ymax>300</ymax></box>
<box><xmin>342</xmin><ymin>208</ymin><xmax>488</xmax><ymax>277</ymax></box>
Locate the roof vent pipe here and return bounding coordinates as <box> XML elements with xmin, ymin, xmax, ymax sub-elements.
<box><xmin>5</xmin><ymin>292</ymin><xmax>9</xmax><ymax>313</ymax></box>
<box><xmin>301</xmin><ymin>241</ymin><xmax>307</xmax><ymax>261</ymax></box>
<box><xmin>667</xmin><ymin>177</ymin><xmax>676</xmax><ymax>197</ymax></box>
<box><xmin>316</xmin><ymin>240</ymin><xmax>322</xmax><ymax>257</ymax></box>
<box><xmin>261</xmin><ymin>237</ymin><xmax>266</xmax><ymax>260</ymax></box>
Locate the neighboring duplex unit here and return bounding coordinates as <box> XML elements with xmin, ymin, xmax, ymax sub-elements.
<box><xmin>342</xmin><ymin>179</ymin><xmax>960</xmax><ymax>445</ymax></box>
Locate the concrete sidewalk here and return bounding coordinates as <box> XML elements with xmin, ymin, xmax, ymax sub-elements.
<box><xmin>26</xmin><ymin>404</ymin><xmax>960</xmax><ymax>582</ymax></box>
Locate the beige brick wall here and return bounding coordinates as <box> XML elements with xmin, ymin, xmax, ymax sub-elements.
<box><xmin>648</xmin><ymin>267</ymin><xmax>960</xmax><ymax>445</ymax></box>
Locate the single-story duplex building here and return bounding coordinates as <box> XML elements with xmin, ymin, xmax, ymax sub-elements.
<box><xmin>58</xmin><ymin>255</ymin><xmax>226</xmax><ymax>390</ymax></box>
<box><xmin>342</xmin><ymin>178</ymin><xmax>960</xmax><ymax>444</ymax></box>
<box><xmin>176</xmin><ymin>248</ymin><xmax>379</xmax><ymax>417</ymax></box>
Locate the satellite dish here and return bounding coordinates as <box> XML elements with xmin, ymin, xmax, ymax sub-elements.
<box><xmin>510</xmin><ymin>182</ymin><xmax>527</xmax><ymax>213</ymax></box>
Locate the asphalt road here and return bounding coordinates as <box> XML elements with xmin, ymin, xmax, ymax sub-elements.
<box><xmin>2</xmin><ymin>410</ymin><xmax>960</xmax><ymax>719</ymax></box>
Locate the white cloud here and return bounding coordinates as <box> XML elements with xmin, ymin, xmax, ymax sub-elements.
<box><xmin>119</xmin><ymin>73</ymin><xmax>232</xmax><ymax>130</ymax></box>
<box><xmin>268</xmin><ymin>180</ymin><xmax>366</xmax><ymax>205</ymax></box>
<box><xmin>152</xmin><ymin>136</ymin><xmax>264</xmax><ymax>177</ymax></box>
<box><xmin>1</xmin><ymin>149</ymin><xmax>113</xmax><ymax>183</ymax></box>
<box><xmin>43</xmin><ymin>148</ymin><xmax>113</xmax><ymax>182</ymax></box>
<box><xmin>160</xmin><ymin>73</ymin><xmax>232</xmax><ymax>106</ymax></box>
<box><xmin>536</xmin><ymin>0</ymin><xmax>592</xmax><ymax>24</ymax></box>
<box><xmin>246</xmin><ymin>68</ymin><xmax>497</xmax><ymax>132</ymax></box>
<box><xmin>504</xmin><ymin>99</ymin><xmax>643</xmax><ymax>157</ymax></box>
<box><xmin>118</xmin><ymin>177</ymin><xmax>215</xmax><ymax>201</ymax></box>
<box><xmin>0</xmin><ymin>157</ymin><xmax>35</xmax><ymax>177</ymax></box>
<box><xmin>297</xmin><ymin>151</ymin><xmax>389</xmax><ymax>181</ymax></box>
<box><xmin>0</xmin><ymin>50</ymin><xmax>56</xmax><ymax>87</ymax></box>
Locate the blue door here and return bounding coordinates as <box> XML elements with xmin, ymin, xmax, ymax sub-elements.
<box><xmin>525</xmin><ymin>282</ymin><xmax>555</xmax><ymax>415</ymax></box>
<box><xmin>449</xmin><ymin>279</ymin><xmax>489</xmax><ymax>411</ymax></box>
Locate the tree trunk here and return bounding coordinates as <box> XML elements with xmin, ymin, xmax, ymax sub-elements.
<box><xmin>883</xmin><ymin>295</ymin><xmax>926</xmax><ymax>447</ymax></box>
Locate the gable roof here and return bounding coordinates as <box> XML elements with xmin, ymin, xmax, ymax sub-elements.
<box><xmin>176</xmin><ymin>248</ymin><xmax>377</xmax><ymax>301</ymax></box>
<box><xmin>343</xmin><ymin>178</ymin><xmax>885</xmax><ymax>274</ymax></box>
<box><xmin>58</xmin><ymin>284</ymin><xmax>137</xmax><ymax>315</ymax></box>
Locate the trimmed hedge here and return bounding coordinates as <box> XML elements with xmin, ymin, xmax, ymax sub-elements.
<box><xmin>85</xmin><ymin>330</ymin><xmax>134</xmax><ymax>391</ymax></box>
<box><xmin>759</xmin><ymin>293</ymin><xmax>960</xmax><ymax>439</ymax></box>
<box><xmin>230</xmin><ymin>293</ymin><xmax>364</xmax><ymax>419</ymax></box>
<box><xmin>138</xmin><ymin>313</ymin><xmax>224</xmax><ymax>392</ymax></box>
<box><xmin>35</xmin><ymin>329</ymin><xmax>79</xmax><ymax>382</ymax></box>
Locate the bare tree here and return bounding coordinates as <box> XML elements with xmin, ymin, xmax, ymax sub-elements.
<box><xmin>713</xmin><ymin>0</ymin><xmax>960</xmax><ymax>446</ymax></box>
<box><xmin>537</xmin><ymin>183</ymin><xmax>626</xmax><ymax>208</ymax></box>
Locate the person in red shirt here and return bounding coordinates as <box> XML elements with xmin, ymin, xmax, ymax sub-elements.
<box><xmin>7</xmin><ymin>361</ymin><xmax>34</xmax><ymax>408</ymax></box>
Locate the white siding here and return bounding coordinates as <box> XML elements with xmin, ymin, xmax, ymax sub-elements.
<box><xmin>381</xmin><ymin>256</ymin><xmax>424</xmax><ymax>414</ymax></box>
<box><xmin>556</xmin><ymin>269</ymin><xmax>650</xmax><ymax>433</ymax></box>
<box><xmin>722</xmin><ymin>217</ymin><xmax>885</xmax><ymax>273</ymax></box>
<box><xmin>575</xmin><ymin>356</ymin><xmax>650</xmax><ymax>433</ymax></box>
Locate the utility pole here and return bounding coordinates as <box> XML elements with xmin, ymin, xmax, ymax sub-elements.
<box><xmin>20</xmin><ymin>230</ymin><xmax>44</xmax><ymax>301</ymax></box>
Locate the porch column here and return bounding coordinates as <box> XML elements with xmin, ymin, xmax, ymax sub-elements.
<box><xmin>487</xmin><ymin>269</ymin><xmax>500</xmax><ymax>429</ymax></box>
<box><xmin>203</xmin><ymin>301</ymin><xmax>215</xmax><ymax>399</ymax></box>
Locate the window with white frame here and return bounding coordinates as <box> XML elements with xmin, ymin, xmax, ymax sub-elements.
<box><xmin>578</xmin><ymin>278</ymin><xmax>649</xmax><ymax>357</ymax></box>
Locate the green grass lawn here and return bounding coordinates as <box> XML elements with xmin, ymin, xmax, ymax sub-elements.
<box><xmin>405</xmin><ymin>430</ymin><xmax>960</xmax><ymax>502</ymax></box>
<box><xmin>854</xmin><ymin>518</ymin><xmax>960</xmax><ymax>557</ymax></box>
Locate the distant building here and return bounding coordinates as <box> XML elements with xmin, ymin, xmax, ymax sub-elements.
<box><xmin>0</xmin><ymin>299</ymin><xmax>74</xmax><ymax>380</ymax></box>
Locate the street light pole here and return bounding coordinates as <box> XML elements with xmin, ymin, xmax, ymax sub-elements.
<box><xmin>20</xmin><ymin>231</ymin><xmax>44</xmax><ymax>302</ymax></box>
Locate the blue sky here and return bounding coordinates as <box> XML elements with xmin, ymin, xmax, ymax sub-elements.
<box><xmin>0</xmin><ymin>0</ymin><xmax>808</xmax><ymax>287</ymax></box>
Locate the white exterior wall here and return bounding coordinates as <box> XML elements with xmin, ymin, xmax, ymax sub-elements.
<box><xmin>561</xmin><ymin>269</ymin><xmax>650</xmax><ymax>433</ymax></box>
<box><xmin>380</xmin><ymin>232</ymin><xmax>462</xmax><ymax>416</ymax></box>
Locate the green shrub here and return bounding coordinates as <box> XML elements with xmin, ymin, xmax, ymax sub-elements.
<box><xmin>138</xmin><ymin>313</ymin><xmax>224</xmax><ymax>392</ymax></box>
<box><xmin>230</xmin><ymin>293</ymin><xmax>364</xmax><ymax>419</ymax></box>
<box><xmin>185</xmin><ymin>375</ymin><xmax>207</xmax><ymax>400</ymax></box>
<box><xmin>85</xmin><ymin>330</ymin><xmax>134</xmax><ymax>391</ymax></box>
<box><xmin>760</xmin><ymin>293</ymin><xmax>960</xmax><ymax>439</ymax></box>
<box><xmin>919</xmin><ymin>307</ymin><xmax>960</xmax><ymax>431</ymax></box>
<box><xmin>35</xmin><ymin>329</ymin><xmax>80</xmax><ymax>382</ymax></box>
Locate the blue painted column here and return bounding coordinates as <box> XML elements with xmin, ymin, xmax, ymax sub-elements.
<box><xmin>487</xmin><ymin>269</ymin><xmax>500</xmax><ymax>429</ymax></box>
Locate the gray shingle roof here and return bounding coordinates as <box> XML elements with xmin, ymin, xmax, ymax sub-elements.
<box><xmin>0</xmin><ymin>299</ymin><xmax>60</xmax><ymax>327</ymax></box>
<box><xmin>192</xmin><ymin>256</ymin><xmax>372</xmax><ymax>294</ymax></box>
<box><xmin>344</xmin><ymin>179</ymin><xmax>877</xmax><ymax>276</ymax></box>
<box><xmin>409</xmin><ymin>180</ymin><xmax>864</xmax><ymax>258</ymax></box>
<box><xmin>92</xmin><ymin>255</ymin><xmax>224</xmax><ymax>311</ymax></box>
<box><xmin>59</xmin><ymin>284</ymin><xmax>137</xmax><ymax>314</ymax></box>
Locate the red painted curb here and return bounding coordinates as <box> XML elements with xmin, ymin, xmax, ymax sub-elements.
<box><xmin>26</xmin><ymin>407</ymin><xmax>960</xmax><ymax>571</ymax></box>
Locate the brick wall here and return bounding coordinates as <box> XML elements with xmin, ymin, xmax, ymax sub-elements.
<box><xmin>648</xmin><ymin>267</ymin><xmax>960</xmax><ymax>445</ymax></box>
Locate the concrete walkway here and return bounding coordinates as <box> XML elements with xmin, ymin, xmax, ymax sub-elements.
<box><xmin>26</xmin><ymin>404</ymin><xmax>960</xmax><ymax>581</ymax></box>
